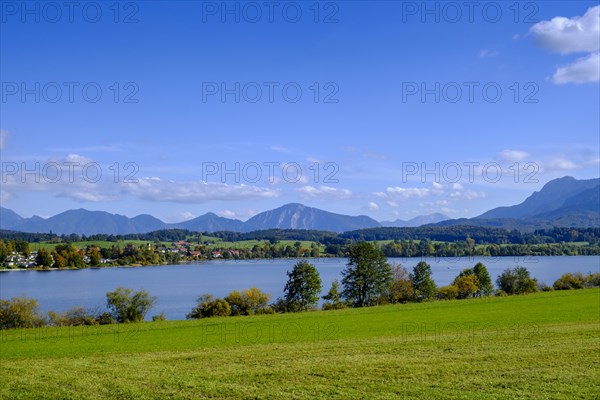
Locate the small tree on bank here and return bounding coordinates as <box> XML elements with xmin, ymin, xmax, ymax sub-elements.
<box><xmin>410</xmin><ymin>261</ymin><xmax>437</xmax><ymax>301</ymax></box>
<box><xmin>187</xmin><ymin>294</ymin><xmax>231</xmax><ymax>319</ymax></box>
<box><xmin>225</xmin><ymin>287</ymin><xmax>271</xmax><ymax>316</ymax></box>
<box><xmin>473</xmin><ymin>262</ymin><xmax>494</xmax><ymax>296</ymax></box>
<box><xmin>496</xmin><ymin>266</ymin><xmax>538</xmax><ymax>295</ymax></box>
<box><xmin>0</xmin><ymin>296</ymin><xmax>45</xmax><ymax>330</ymax></box>
<box><xmin>283</xmin><ymin>261</ymin><xmax>322</xmax><ymax>312</ymax></box>
<box><xmin>322</xmin><ymin>280</ymin><xmax>346</xmax><ymax>310</ymax></box>
<box><xmin>341</xmin><ymin>242</ymin><xmax>392</xmax><ymax>307</ymax></box>
<box><xmin>106</xmin><ymin>287</ymin><xmax>156</xmax><ymax>323</ymax></box>
<box><xmin>35</xmin><ymin>248</ymin><xmax>53</xmax><ymax>268</ymax></box>
<box><xmin>453</xmin><ymin>274</ymin><xmax>480</xmax><ymax>299</ymax></box>
<box><xmin>389</xmin><ymin>263</ymin><xmax>414</xmax><ymax>304</ymax></box>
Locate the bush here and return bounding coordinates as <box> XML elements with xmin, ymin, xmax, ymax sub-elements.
<box><xmin>585</xmin><ymin>273</ymin><xmax>600</xmax><ymax>288</ymax></box>
<box><xmin>389</xmin><ymin>264</ymin><xmax>414</xmax><ymax>304</ymax></box>
<box><xmin>437</xmin><ymin>285</ymin><xmax>459</xmax><ymax>300</ymax></box>
<box><xmin>0</xmin><ymin>296</ymin><xmax>46</xmax><ymax>330</ymax></box>
<box><xmin>553</xmin><ymin>272</ymin><xmax>600</xmax><ymax>290</ymax></box>
<box><xmin>453</xmin><ymin>274</ymin><xmax>480</xmax><ymax>299</ymax></box>
<box><xmin>496</xmin><ymin>266</ymin><xmax>538</xmax><ymax>295</ymax></box>
<box><xmin>152</xmin><ymin>312</ymin><xmax>167</xmax><ymax>322</ymax></box>
<box><xmin>48</xmin><ymin>307</ymin><xmax>97</xmax><ymax>326</ymax></box>
<box><xmin>106</xmin><ymin>287</ymin><xmax>157</xmax><ymax>323</ymax></box>
<box><xmin>225</xmin><ymin>288</ymin><xmax>271</xmax><ymax>316</ymax></box>
<box><xmin>553</xmin><ymin>272</ymin><xmax>586</xmax><ymax>290</ymax></box>
<box><xmin>538</xmin><ymin>282</ymin><xmax>554</xmax><ymax>292</ymax></box>
<box><xmin>255</xmin><ymin>306</ymin><xmax>275</xmax><ymax>315</ymax></box>
<box><xmin>187</xmin><ymin>294</ymin><xmax>231</xmax><ymax>319</ymax></box>
<box><xmin>322</xmin><ymin>280</ymin><xmax>346</xmax><ymax>310</ymax></box>
<box><xmin>270</xmin><ymin>297</ymin><xmax>289</xmax><ymax>313</ymax></box>
<box><xmin>495</xmin><ymin>290</ymin><xmax>508</xmax><ymax>297</ymax></box>
<box><xmin>96</xmin><ymin>312</ymin><xmax>116</xmax><ymax>325</ymax></box>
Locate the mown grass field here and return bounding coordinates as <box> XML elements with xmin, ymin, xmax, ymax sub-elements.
<box><xmin>206</xmin><ymin>239</ymin><xmax>325</xmax><ymax>251</ymax></box>
<box><xmin>31</xmin><ymin>238</ymin><xmax>322</xmax><ymax>252</ymax></box>
<box><xmin>1</xmin><ymin>289</ymin><xmax>599</xmax><ymax>399</ymax></box>
<box><xmin>30</xmin><ymin>240</ymin><xmax>172</xmax><ymax>251</ymax></box>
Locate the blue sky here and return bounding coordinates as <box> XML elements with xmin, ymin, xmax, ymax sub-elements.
<box><xmin>1</xmin><ymin>1</ymin><xmax>599</xmax><ymax>223</ymax></box>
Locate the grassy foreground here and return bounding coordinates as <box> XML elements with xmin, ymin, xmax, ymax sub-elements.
<box><xmin>1</xmin><ymin>289</ymin><xmax>599</xmax><ymax>399</ymax></box>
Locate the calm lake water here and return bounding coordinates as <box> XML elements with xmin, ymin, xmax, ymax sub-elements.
<box><xmin>1</xmin><ymin>256</ymin><xmax>599</xmax><ymax>320</ymax></box>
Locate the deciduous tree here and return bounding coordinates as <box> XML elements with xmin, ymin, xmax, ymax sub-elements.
<box><xmin>35</xmin><ymin>248</ymin><xmax>53</xmax><ymax>268</ymax></box>
<box><xmin>389</xmin><ymin>263</ymin><xmax>413</xmax><ymax>304</ymax></box>
<box><xmin>283</xmin><ymin>261</ymin><xmax>322</xmax><ymax>312</ymax></box>
<box><xmin>106</xmin><ymin>287</ymin><xmax>156</xmax><ymax>323</ymax></box>
<box><xmin>322</xmin><ymin>280</ymin><xmax>345</xmax><ymax>310</ymax></box>
<box><xmin>225</xmin><ymin>287</ymin><xmax>271</xmax><ymax>316</ymax></box>
<box><xmin>341</xmin><ymin>242</ymin><xmax>392</xmax><ymax>307</ymax></box>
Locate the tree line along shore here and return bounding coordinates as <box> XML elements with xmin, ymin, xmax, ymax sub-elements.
<box><xmin>2</xmin><ymin>242</ymin><xmax>599</xmax><ymax>330</ymax></box>
<box><xmin>1</xmin><ymin>226</ymin><xmax>599</xmax><ymax>269</ymax></box>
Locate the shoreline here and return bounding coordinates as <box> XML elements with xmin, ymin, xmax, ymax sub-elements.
<box><xmin>1</xmin><ymin>254</ymin><xmax>599</xmax><ymax>272</ymax></box>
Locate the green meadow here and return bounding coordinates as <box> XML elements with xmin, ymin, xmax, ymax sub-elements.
<box><xmin>30</xmin><ymin>240</ymin><xmax>172</xmax><ymax>252</ymax></box>
<box><xmin>1</xmin><ymin>289</ymin><xmax>599</xmax><ymax>399</ymax></box>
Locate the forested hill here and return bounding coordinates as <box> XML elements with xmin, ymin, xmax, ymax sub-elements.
<box><xmin>2</xmin><ymin>226</ymin><xmax>598</xmax><ymax>246</ymax></box>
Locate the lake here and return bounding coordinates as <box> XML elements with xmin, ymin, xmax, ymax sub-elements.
<box><xmin>1</xmin><ymin>256</ymin><xmax>599</xmax><ymax>320</ymax></box>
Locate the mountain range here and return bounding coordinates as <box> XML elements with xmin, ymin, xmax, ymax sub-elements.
<box><xmin>431</xmin><ymin>176</ymin><xmax>599</xmax><ymax>230</ymax></box>
<box><xmin>0</xmin><ymin>203</ymin><xmax>383</xmax><ymax>235</ymax></box>
<box><xmin>381</xmin><ymin>213</ymin><xmax>450</xmax><ymax>228</ymax></box>
<box><xmin>1</xmin><ymin>176</ymin><xmax>598</xmax><ymax>235</ymax></box>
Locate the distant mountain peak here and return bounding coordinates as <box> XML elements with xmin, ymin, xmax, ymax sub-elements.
<box><xmin>477</xmin><ymin>176</ymin><xmax>599</xmax><ymax>220</ymax></box>
<box><xmin>381</xmin><ymin>213</ymin><xmax>450</xmax><ymax>227</ymax></box>
<box><xmin>245</xmin><ymin>203</ymin><xmax>380</xmax><ymax>232</ymax></box>
<box><xmin>432</xmin><ymin>176</ymin><xmax>599</xmax><ymax>231</ymax></box>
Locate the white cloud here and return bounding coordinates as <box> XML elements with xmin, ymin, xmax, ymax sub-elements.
<box><xmin>530</xmin><ymin>5</ymin><xmax>600</xmax><ymax>54</ymax></box>
<box><xmin>551</xmin><ymin>52</ymin><xmax>600</xmax><ymax>84</ymax></box>
<box><xmin>0</xmin><ymin>190</ymin><xmax>12</xmax><ymax>203</ymax></box>
<box><xmin>479</xmin><ymin>49</ymin><xmax>499</xmax><ymax>58</ymax></box>
<box><xmin>366</xmin><ymin>202</ymin><xmax>379</xmax><ymax>211</ymax></box>
<box><xmin>49</xmin><ymin>145</ymin><xmax>122</xmax><ymax>153</ymax></box>
<box><xmin>218</xmin><ymin>210</ymin><xmax>236</xmax><ymax>218</ymax></box>
<box><xmin>296</xmin><ymin>185</ymin><xmax>352</xmax><ymax>200</ymax></box>
<box><xmin>306</xmin><ymin>157</ymin><xmax>324</xmax><ymax>164</ymax></box>
<box><xmin>376</xmin><ymin>187</ymin><xmax>430</xmax><ymax>199</ymax></box>
<box><xmin>265</xmin><ymin>176</ymin><xmax>282</xmax><ymax>185</ymax></box>
<box><xmin>375</xmin><ymin>182</ymin><xmax>485</xmax><ymax>204</ymax></box>
<box><xmin>2</xmin><ymin>152</ymin><xmax>283</xmax><ymax>204</ymax></box>
<box><xmin>179</xmin><ymin>211</ymin><xmax>195</xmax><ymax>220</ymax></box>
<box><xmin>449</xmin><ymin>190</ymin><xmax>486</xmax><ymax>201</ymax></box>
<box><xmin>62</xmin><ymin>153</ymin><xmax>94</xmax><ymax>165</ymax></box>
<box><xmin>269</xmin><ymin>145</ymin><xmax>290</xmax><ymax>153</ymax></box>
<box><xmin>58</xmin><ymin>190</ymin><xmax>118</xmax><ymax>203</ymax></box>
<box><xmin>545</xmin><ymin>157</ymin><xmax>578</xmax><ymax>171</ymax></box>
<box><xmin>531</xmin><ymin>6</ymin><xmax>600</xmax><ymax>85</ymax></box>
<box><xmin>584</xmin><ymin>158</ymin><xmax>600</xmax><ymax>166</ymax></box>
<box><xmin>126</xmin><ymin>178</ymin><xmax>281</xmax><ymax>203</ymax></box>
<box><xmin>441</xmin><ymin>207</ymin><xmax>458</xmax><ymax>214</ymax></box>
<box><xmin>499</xmin><ymin>149</ymin><xmax>530</xmax><ymax>162</ymax></box>
<box><xmin>0</xmin><ymin>129</ymin><xmax>10</xmax><ymax>150</ymax></box>
<box><xmin>343</xmin><ymin>146</ymin><xmax>387</xmax><ymax>160</ymax></box>
<box><xmin>242</xmin><ymin>209</ymin><xmax>258</xmax><ymax>219</ymax></box>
